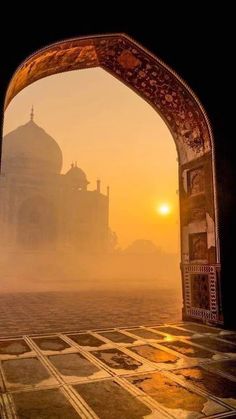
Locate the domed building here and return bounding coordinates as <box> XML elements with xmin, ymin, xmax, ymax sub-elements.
<box><xmin>0</xmin><ymin>110</ymin><xmax>109</xmax><ymax>251</ymax></box>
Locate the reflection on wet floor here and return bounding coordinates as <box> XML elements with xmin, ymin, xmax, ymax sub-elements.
<box><xmin>74</xmin><ymin>380</ymin><xmax>152</xmax><ymax>419</ymax></box>
<box><xmin>33</xmin><ymin>336</ymin><xmax>70</xmax><ymax>351</ymax></box>
<box><xmin>153</xmin><ymin>325</ymin><xmax>193</xmax><ymax>337</ymax></box>
<box><xmin>92</xmin><ymin>348</ymin><xmax>142</xmax><ymax>371</ymax></box>
<box><xmin>172</xmin><ymin>366</ymin><xmax>236</xmax><ymax>400</ymax></box>
<box><xmin>66</xmin><ymin>333</ymin><xmax>105</xmax><ymax>347</ymax></box>
<box><xmin>12</xmin><ymin>388</ymin><xmax>81</xmax><ymax>418</ymax></box>
<box><xmin>0</xmin><ymin>339</ymin><xmax>31</xmax><ymax>355</ymax></box>
<box><xmin>130</xmin><ymin>344</ymin><xmax>179</xmax><ymax>364</ymax></box>
<box><xmin>160</xmin><ymin>339</ymin><xmax>214</xmax><ymax>358</ymax></box>
<box><xmin>127</xmin><ymin>371</ymin><xmax>226</xmax><ymax>417</ymax></box>
<box><xmin>1</xmin><ymin>322</ymin><xmax>236</xmax><ymax>418</ymax></box>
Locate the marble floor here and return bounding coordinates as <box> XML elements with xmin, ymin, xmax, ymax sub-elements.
<box><xmin>0</xmin><ymin>291</ymin><xmax>181</xmax><ymax>337</ymax></box>
<box><xmin>1</xmin><ymin>322</ymin><xmax>236</xmax><ymax>418</ymax></box>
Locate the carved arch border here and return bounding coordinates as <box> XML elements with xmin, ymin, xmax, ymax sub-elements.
<box><xmin>3</xmin><ymin>33</ymin><xmax>222</xmax><ymax>324</ymax></box>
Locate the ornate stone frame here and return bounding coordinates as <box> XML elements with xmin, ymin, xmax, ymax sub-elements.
<box><xmin>3</xmin><ymin>33</ymin><xmax>222</xmax><ymax>325</ymax></box>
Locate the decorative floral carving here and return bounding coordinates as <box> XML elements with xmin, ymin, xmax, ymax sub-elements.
<box><xmin>95</xmin><ymin>37</ymin><xmax>211</xmax><ymax>161</ymax></box>
<box><xmin>117</xmin><ymin>50</ymin><xmax>141</xmax><ymax>69</ymax></box>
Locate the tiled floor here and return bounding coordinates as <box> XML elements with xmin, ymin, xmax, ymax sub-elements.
<box><xmin>0</xmin><ymin>291</ymin><xmax>181</xmax><ymax>337</ymax></box>
<box><xmin>1</xmin><ymin>322</ymin><xmax>236</xmax><ymax>418</ymax></box>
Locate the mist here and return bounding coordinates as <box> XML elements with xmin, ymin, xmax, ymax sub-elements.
<box><xmin>1</xmin><ymin>68</ymin><xmax>181</xmax><ymax>300</ymax></box>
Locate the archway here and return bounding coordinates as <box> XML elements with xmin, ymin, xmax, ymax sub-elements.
<box><xmin>2</xmin><ymin>34</ymin><xmax>221</xmax><ymax>325</ymax></box>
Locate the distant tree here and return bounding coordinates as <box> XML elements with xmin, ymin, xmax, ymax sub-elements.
<box><xmin>123</xmin><ymin>239</ymin><xmax>161</xmax><ymax>254</ymax></box>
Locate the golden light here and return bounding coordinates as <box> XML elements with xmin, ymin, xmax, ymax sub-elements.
<box><xmin>164</xmin><ymin>334</ymin><xmax>175</xmax><ymax>342</ymax></box>
<box><xmin>157</xmin><ymin>203</ymin><xmax>171</xmax><ymax>216</ymax></box>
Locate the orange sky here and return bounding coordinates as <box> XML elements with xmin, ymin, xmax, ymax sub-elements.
<box><xmin>3</xmin><ymin>68</ymin><xmax>179</xmax><ymax>253</ymax></box>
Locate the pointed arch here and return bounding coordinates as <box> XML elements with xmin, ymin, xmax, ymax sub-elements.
<box><xmin>3</xmin><ymin>33</ymin><xmax>222</xmax><ymax>325</ymax></box>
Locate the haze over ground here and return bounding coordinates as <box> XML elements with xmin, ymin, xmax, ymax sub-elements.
<box><xmin>2</xmin><ymin>68</ymin><xmax>181</xmax><ymax>293</ymax></box>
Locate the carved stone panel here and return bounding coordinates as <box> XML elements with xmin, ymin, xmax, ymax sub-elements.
<box><xmin>183</xmin><ymin>264</ymin><xmax>220</xmax><ymax>323</ymax></box>
<box><xmin>189</xmin><ymin>232</ymin><xmax>208</xmax><ymax>262</ymax></box>
<box><xmin>191</xmin><ymin>274</ymin><xmax>210</xmax><ymax>310</ymax></box>
<box><xmin>189</xmin><ymin>207</ymin><xmax>206</xmax><ymax>223</ymax></box>
<box><xmin>187</xmin><ymin>167</ymin><xmax>205</xmax><ymax>196</ymax></box>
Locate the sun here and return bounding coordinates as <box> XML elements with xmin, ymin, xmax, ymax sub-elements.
<box><xmin>157</xmin><ymin>203</ymin><xmax>171</xmax><ymax>216</ymax></box>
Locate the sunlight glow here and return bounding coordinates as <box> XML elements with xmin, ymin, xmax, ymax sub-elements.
<box><xmin>164</xmin><ymin>335</ymin><xmax>175</xmax><ymax>342</ymax></box>
<box><xmin>157</xmin><ymin>203</ymin><xmax>171</xmax><ymax>216</ymax></box>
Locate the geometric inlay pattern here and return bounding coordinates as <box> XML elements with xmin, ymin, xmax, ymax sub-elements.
<box><xmin>1</xmin><ymin>322</ymin><xmax>236</xmax><ymax>418</ymax></box>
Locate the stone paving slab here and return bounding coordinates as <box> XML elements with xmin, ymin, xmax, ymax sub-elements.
<box><xmin>12</xmin><ymin>388</ymin><xmax>82</xmax><ymax>419</ymax></box>
<box><xmin>32</xmin><ymin>336</ymin><xmax>71</xmax><ymax>352</ymax></box>
<box><xmin>1</xmin><ymin>322</ymin><xmax>236</xmax><ymax>418</ymax></box>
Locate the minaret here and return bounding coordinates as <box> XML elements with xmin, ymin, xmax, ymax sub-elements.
<box><xmin>30</xmin><ymin>105</ymin><xmax>34</xmax><ymax>121</ymax></box>
<box><xmin>97</xmin><ymin>179</ymin><xmax>101</xmax><ymax>193</ymax></box>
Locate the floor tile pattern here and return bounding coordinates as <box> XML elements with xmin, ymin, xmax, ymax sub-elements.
<box><xmin>1</xmin><ymin>322</ymin><xmax>236</xmax><ymax>418</ymax></box>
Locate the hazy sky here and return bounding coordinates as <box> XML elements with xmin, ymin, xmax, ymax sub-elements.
<box><xmin>3</xmin><ymin>68</ymin><xmax>179</xmax><ymax>252</ymax></box>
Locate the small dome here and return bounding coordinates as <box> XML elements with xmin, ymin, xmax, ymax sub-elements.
<box><xmin>2</xmin><ymin>119</ymin><xmax>63</xmax><ymax>175</ymax></box>
<box><xmin>65</xmin><ymin>163</ymin><xmax>89</xmax><ymax>190</ymax></box>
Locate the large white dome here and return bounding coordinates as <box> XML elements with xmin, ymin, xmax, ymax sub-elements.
<box><xmin>2</xmin><ymin>119</ymin><xmax>63</xmax><ymax>175</ymax></box>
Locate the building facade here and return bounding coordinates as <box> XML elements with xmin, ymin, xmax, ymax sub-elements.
<box><xmin>0</xmin><ymin>112</ymin><xmax>109</xmax><ymax>252</ymax></box>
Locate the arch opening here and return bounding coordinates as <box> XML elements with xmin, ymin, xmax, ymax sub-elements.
<box><xmin>1</xmin><ymin>34</ymin><xmax>222</xmax><ymax>326</ymax></box>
